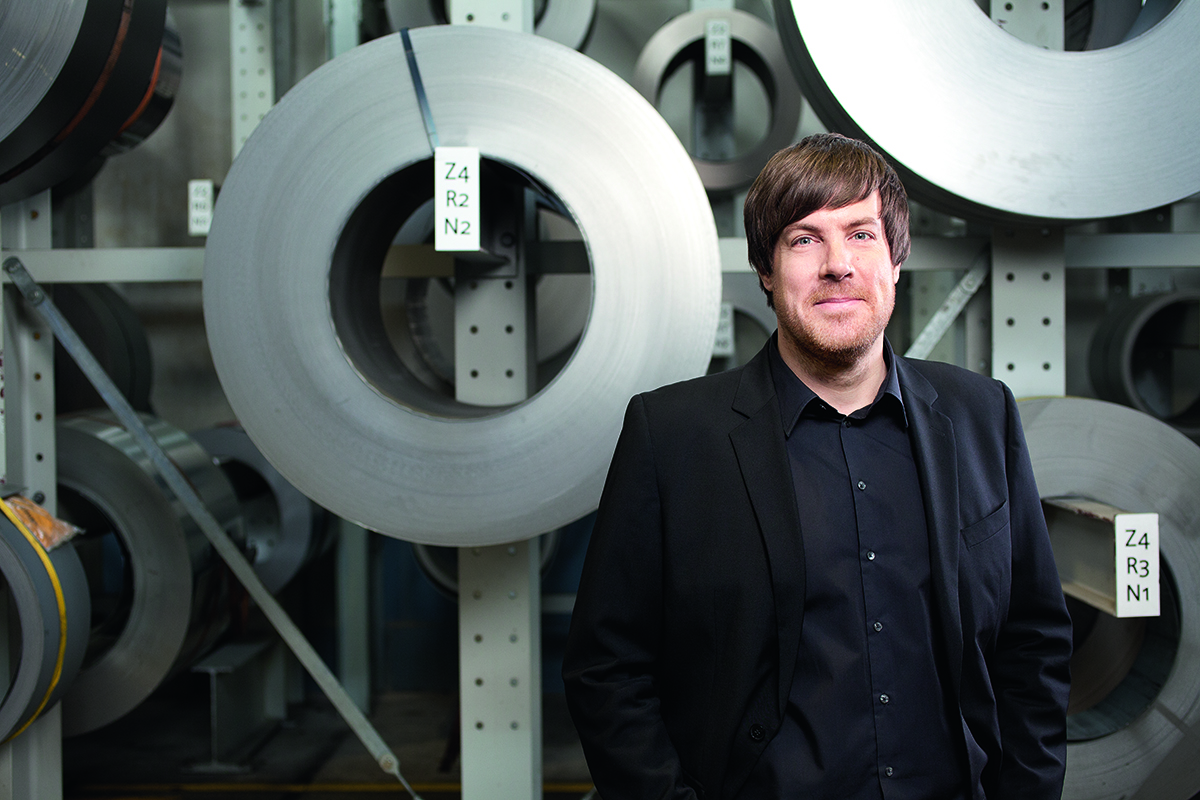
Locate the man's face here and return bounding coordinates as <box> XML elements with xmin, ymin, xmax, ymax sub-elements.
<box><xmin>762</xmin><ymin>191</ymin><xmax>900</xmax><ymax>369</ymax></box>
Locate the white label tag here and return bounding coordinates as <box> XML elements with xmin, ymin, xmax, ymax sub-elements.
<box><xmin>1115</xmin><ymin>512</ymin><xmax>1159</xmax><ymax>617</ymax></box>
<box><xmin>705</xmin><ymin>19</ymin><xmax>732</xmax><ymax>76</ymax></box>
<box><xmin>187</xmin><ymin>179</ymin><xmax>214</xmax><ymax>237</ymax></box>
<box><xmin>435</xmin><ymin>146</ymin><xmax>480</xmax><ymax>252</ymax></box>
<box><xmin>712</xmin><ymin>302</ymin><xmax>735</xmax><ymax>357</ymax></box>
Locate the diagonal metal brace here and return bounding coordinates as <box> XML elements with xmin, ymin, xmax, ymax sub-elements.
<box><xmin>904</xmin><ymin>250</ymin><xmax>990</xmax><ymax>361</ymax></box>
<box><xmin>2</xmin><ymin>256</ymin><xmax>422</xmax><ymax>798</ymax></box>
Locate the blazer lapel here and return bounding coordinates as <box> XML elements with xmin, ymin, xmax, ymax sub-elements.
<box><xmin>897</xmin><ymin>358</ymin><xmax>964</xmax><ymax>695</ymax></box>
<box><xmin>728</xmin><ymin>347</ymin><xmax>806</xmax><ymax>717</ymax></box>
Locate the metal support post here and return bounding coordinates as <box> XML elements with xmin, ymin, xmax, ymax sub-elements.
<box><xmin>231</xmin><ymin>0</ymin><xmax>276</xmax><ymax>157</ymax></box>
<box><xmin>454</xmin><ymin>176</ymin><xmax>541</xmax><ymax>799</ymax></box>
<box><xmin>324</xmin><ymin>0</ymin><xmax>362</xmax><ymax>61</ymax></box>
<box><xmin>991</xmin><ymin>227</ymin><xmax>1066</xmax><ymax>397</ymax></box>
<box><xmin>990</xmin><ymin>0</ymin><xmax>1064</xmax><ymax>49</ymax></box>
<box><xmin>446</xmin><ymin>0</ymin><xmax>533</xmax><ymax>32</ymax></box>
<box><xmin>316</xmin><ymin>3</ymin><xmax>374</xmax><ymax>718</ymax></box>
<box><xmin>459</xmin><ymin>542</ymin><xmax>542</xmax><ymax>799</ymax></box>
<box><xmin>909</xmin><ymin>270</ymin><xmax>963</xmax><ymax>364</ymax></box>
<box><xmin>0</xmin><ymin>190</ymin><xmax>61</xmax><ymax>800</ymax></box>
<box><xmin>337</xmin><ymin>518</ymin><xmax>371</xmax><ymax>712</ymax></box>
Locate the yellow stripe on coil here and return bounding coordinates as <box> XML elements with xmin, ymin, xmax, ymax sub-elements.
<box><xmin>0</xmin><ymin>495</ymin><xmax>68</xmax><ymax>742</ymax></box>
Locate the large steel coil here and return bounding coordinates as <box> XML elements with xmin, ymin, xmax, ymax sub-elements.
<box><xmin>772</xmin><ymin>0</ymin><xmax>1200</xmax><ymax>222</ymax></box>
<box><xmin>203</xmin><ymin>26</ymin><xmax>721</xmax><ymax>547</ymax></box>
<box><xmin>53</xmin><ymin>284</ymin><xmax>154</xmax><ymax>415</ymax></box>
<box><xmin>0</xmin><ymin>505</ymin><xmax>90</xmax><ymax>742</ymax></box>
<box><xmin>0</xmin><ymin>0</ymin><xmax>177</xmax><ymax>204</ymax></box>
<box><xmin>1019</xmin><ymin>397</ymin><xmax>1200</xmax><ymax>800</ymax></box>
<box><xmin>56</xmin><ymin>413</ymin><xmax>242</xmax><ymax>736</ymax></box>
<box><xmin>191</xmin><ymin>425</ymin><xmax>330</xmax><ymax>595</ymax></box>
<box><xmin>1089</xmin><ymin>291</ymin><xmax>1200</xmax><ymax>439</ymax></box>
<box><xmin>385</xmin><ymin>0</ymin><xmax>596</xmax><ymax>50</ymax></box>
<box><xmin>632</xmin><ymin>8</ymin><xmax>801</xmax><ymax>191</ymax></box>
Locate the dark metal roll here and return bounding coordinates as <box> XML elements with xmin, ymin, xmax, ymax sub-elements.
<box><xmin>53</xmin><ymin>284</ymin><xmax>154</xmax><ymax>415</ymax></box>
<box><xmin>56</xmin><ymin>412</ymin><xmax>243</xmax><ymax>736</ymax></box>
<box><xmin>0</xmin><ymin>507</ymin><xmax>90</xmax><ymax>742</ymax></box>
<box><xmin>0</xmin><ymin>0</ymin><xmax>171</xmax><ymax>205</ymax></box>
<box><xmin>191</xmin><ymin>425</ymin><xmax>330</xmax><ymax>595</ymax></box>
<box><xmin>1088</xmin><ymin>291</ymin><xmax>1200</xmax><ymax>437</ymax></box>
<box><xmin>1019</xmin><ymin>397</ymin><xmax>1200</xmax><ymax>800</ymax></box>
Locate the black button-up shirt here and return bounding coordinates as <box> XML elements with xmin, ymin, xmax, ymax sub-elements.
<box><xmin>741</xmin><ymin>337</ymin><xmax>966</xmax><ymax>800</ymax></box>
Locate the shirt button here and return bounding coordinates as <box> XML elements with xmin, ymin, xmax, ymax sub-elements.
<box><xmin>880</xmin><ymin>693</ymin><xmax>890</xmax><ymax>704</ymax></box>
<box><xmin>857</xmin><ymin>480</ymin><xmax>867</xmax><ymax>490</ymax></box>
<box><xmin>866</xmin><ymin>550</ymin><xmax>876</xmax><ymax>561</ymax></box>
<box><xmin>873</xmin><ymin>621</ymin><xmax>883</xmax><ymax>632</ymax></box>
<box><xmin>885</xmin><ymin>767</ymin><xmax>894</xmax><ymax>777</ymax></box>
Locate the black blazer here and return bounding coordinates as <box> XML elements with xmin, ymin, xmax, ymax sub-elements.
<box><xmin>563</xmin><ymin>342</ymin><xmax>1071</xmax><ymax>800</ymax></box>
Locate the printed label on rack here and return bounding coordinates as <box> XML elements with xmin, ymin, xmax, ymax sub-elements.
<box><xmin>712</xmin><ymin>302</ymin><xmax>735</xmax><ymax>357</ymax></box>
<box><xmin>1115</xmin><ymin>512</ymin><xmax>1159</xmax><ymax>617</ymax></box>
<box><xmin>187</xmin><ymin>179</ymin><xmax>214</xmax><ymax>237</ymax></box>
<box><xmin>435</xmin><ymin>146</ymin><xmax>480</xmax><ymax>252</ymax></box>
<box><xmin>705</xmin><ymin>19</ymin><xmax>732</xmax><ymax>76</ymax></box>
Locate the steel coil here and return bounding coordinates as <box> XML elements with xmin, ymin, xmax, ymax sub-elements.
<box><xmin>53</xmin><ymin>284</ymin><xmax>154</xmax><ymax>415</ymax></box>
<box><xmin>0</xmin><ymin>0</ymin><xmax>173</xmax><ymax>205</ymax></box>
<box><xmin>56</xmin><ymin>413</ymin><xmax>242</xmax><ymax>736</ymax></box>
<box><xmin>1089</xmin><ymin>291</ymin><xmax>1200</xmax><ymax>438</ymax></box>
<box><xmin>773</xmin><ymin>0</ymin><xmax>1200</xmax><ymax>222</ymax></box>
<box><xmin>1019</xmin><ymin>397</ymin><xmax>1200</xmax><ymax>800</ymax></box>
<box><xmin>203</xmin><ymin>26</ymin><xmax>721</xmax><ymax>546</ymax></box>
<box><xmin>0</xmin><ymin>508</ymin><xmax>90</xmax><ymax>742</ymax></box>
<box><xmin>192</xmin><ymin>425</ymin><xmax>330</xmax><ymax>594</ymax></box>
<box><xmin>633</xmin><ymin>8</ymin><xmax>801</xmax><ymax>191</ymax></box>
<box><xmin>385</xmin><ymin>0</ymin><xmax>596</xmax><ymax>50</ymax></box>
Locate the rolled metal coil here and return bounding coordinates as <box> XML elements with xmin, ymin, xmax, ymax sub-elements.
<box><xmin>1089</xmin><ymin>291</ymin><xmax>1200</xmax><ymax>438</ymax></box>
<box><xmin>633</xmin><ymin>8</ymin><xmax>802</xmax><ymax>191</ymax></box>
<box><xmin>773</xmin><ymin>0</ymin><xmax>1200</xmax><ymax>222</ymax></box>
<box><xmin>385</xmin><ymin>0</ymin><xmax>596</xmax><ymax>50</ymax></box>
<box><xmin>53</xmin><ymin>283</ymin><xmax>154</xmax><ymax>415</ymax></box>
<box><xmin>191</xmin><ymin>425</ymin><xmax>330</xmax><ymax>595</ymax></box>
<box><xmin>56</xmin><ymin>412</ymin><xmax>242</xmax><ymax>736</ymax></box>
<box><xmin>203</xmin><ymin>26</ymin><xmax>721</xmax><ymax>547</ymax></box>
<box><xmin>1019</xmin><ymin>396</ymin><xmax>1200</xmax><ymax>800</ymax></box>
<box><xmin>0</xmin><ymin>0</ymin><xmax>174</xmax><ymax>205</ymax></box>
<box><xmin>0</xmin><ymin>505</ymin><xmax>90</xmax><ymax>743</ymax></box>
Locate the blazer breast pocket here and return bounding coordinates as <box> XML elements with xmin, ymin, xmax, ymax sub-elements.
<box><xmin>961</xmin><ymin>500</ymin><xmax>1010</xmax><ymax>549</ymax></box>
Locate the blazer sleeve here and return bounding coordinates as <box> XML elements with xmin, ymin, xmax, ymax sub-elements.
<box><xmin>562</xmin><ymin>395</ymin><xmax>699</xmax><ymax>800</ymax></box>
<box><xmin>989</xmin><ymin>382</ymin><xmax>1073</xmax><ymax>798</ymax></box>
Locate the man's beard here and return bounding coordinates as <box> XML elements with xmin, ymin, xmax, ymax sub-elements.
<box><xmin>776</xmin><ymin>292</ymin><xmax>894</xmax><ymax>371</ymax></box>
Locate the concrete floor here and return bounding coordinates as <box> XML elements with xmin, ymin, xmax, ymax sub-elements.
<box><xmin>62</xmin><ymin>670</ymin><xmax>592</xmax><ymax>800</ymax></box>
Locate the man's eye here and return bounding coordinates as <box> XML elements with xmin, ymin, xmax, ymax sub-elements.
<box><xmin>794</xmin><ymin>236</ymin><xmax>813</xmax><ymax>246</ymax></box>
<box><xmin>852</xmin><ymin>231</ymin><xmax>872</xmax><ymax>240</ymax></box>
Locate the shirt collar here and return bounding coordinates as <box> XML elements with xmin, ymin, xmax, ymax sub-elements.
<box><xmin>768</xmin><ymin>333</ymin><xmax>907</xmax><ymax>435</ymax></box>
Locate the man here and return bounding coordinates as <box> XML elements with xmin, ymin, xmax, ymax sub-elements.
<box><xmin>562</xmin><ymin>133</ymin><xmax>1071</xmax><ymax>800</ymax></box>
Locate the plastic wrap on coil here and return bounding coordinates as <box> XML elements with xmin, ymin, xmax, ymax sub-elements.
<box><xmin>772</xmin><ymin>0</ymin><xmax>1200</xmax><ymax>222</ymax></box>
<box><xmin>203</xmin><ymin>26</ymin><xmax>721</xmax><ymax>547</ymax></box>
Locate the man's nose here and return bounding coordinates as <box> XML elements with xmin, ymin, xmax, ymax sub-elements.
<box><xmin>821</xmin><ymin>241</ymin><xmax>853</xmax><ymax>280</ymax></box>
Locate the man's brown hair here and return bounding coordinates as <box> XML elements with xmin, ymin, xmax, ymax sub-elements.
<box><xmin>743</xmin><ymin>133</ymin><xmax>910</xmax><ymax>307</ymax></box>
